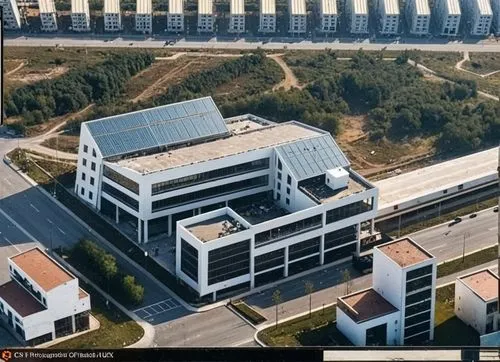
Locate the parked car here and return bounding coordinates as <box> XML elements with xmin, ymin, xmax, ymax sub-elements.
<box><xmin>454</xmin><ymin>217</ymin><xmax>462</xmax><ymax>223</ymax></box>
<box><xmin>352</xmin><ymin>253</ymin><xmax>373</xmax><ymax>274</ymax></box>
<box><xmin>469</xmin><ymin>213</ymin><xmax>477</xmax><ymax>218</ymax></box>
<box><xmin>494</xmin><ymin>207</ymin><xmax>498</xmax><ymax>213</ymax></box>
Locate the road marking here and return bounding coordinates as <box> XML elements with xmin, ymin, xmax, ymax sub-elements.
<box><xmin>30</xmin><ymin>204</ymin><xmax>40</xmax><ymax>213</ymax></box>
<box><xmin>133</xmin><ymin>298</ymin><xmax>181</xmax><ymax>318</ymax></box>
<box><xmin>0</xmin><ymin>207</ymin><xmax>39</xmax><ymax>247</ymax></box>
<box><xmin>46</xmin><ymin>218</ymin><xmax>53</xmax><ymax>224</ymax></box>
<box><xmin>57</xmin><ymin>227</ymin><xmax>66</xmax><ymax>235</ymax></box>
<box><xmin>429</xmin><ymin>243</ymin><xmax>446</xmax><ymax>251</ymax></box>
<box><xmin>3</xmin><ymin>178</ymin><xmax>12</xmax><ymax>186</ymax></box>
<box><xmin>3</xmin><ymin>237</ymin><xmax>20</xmax><ymax>252</ymax></box>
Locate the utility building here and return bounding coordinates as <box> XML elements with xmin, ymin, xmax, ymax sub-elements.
<box><xmin>346</xmin><ymin>0</ymin><xmax>369</xmax><ymax>34</ymax></box>
<box><xmin>319</xmin><ymin>0</ymin><xmax>337</xmax><ymax>33</ymax></box>
<box><xmin>0</xmin><ymin>248</ymin><xmax>91</xmax><ymax>346</ymax></box>
<box><xmin>288</xmin><ymin>0</ymin><xmax>307</xmax><ymax>34</ymax></box>
<box><xmin>229</xmin><ymin>0</ymin><xmax>245</xmax><ymax>33</ymax></box>
<box><xmin>104</xmin><ymin>0</ymin><xmax>121</xmax><ymax>32</ymax></box>
<box><xmin>197</xmin><ymin>0</ymin><xmax>214</xmax><ymax>32</ymax></box>
<box><xmin>167</xmin><ymin>0</ymin><xmax>184</xmax><ymax>32</ymax></box>
<box><xmin>259</xmin><ymin>0</ymin><xmax>276</xmax><ymax>32</ymax></box>
<box><xmin>75</xmin><ymin>97</ymin><xmax>379</xmax><ymax>300</ymax></box>
<box><xmin>405</xmin><ymin>0</ymin><xmax>431</xmax><ymax>35</ymax></box>
<box><xmin>1</xmin><ymin>0</ymin><xmax>22</xmax><ymax>29</ymax></box>
<box><xmin>378</xmin><ymin>0</ymin><xmax>399</xmax><ymax>34</ymax></box>
<box><xmin>135</xmin><ymin>0</ymin><xmax>152</xmax><ymax>33</ymax></box>
<box><xmin>461</xmin><ymin>0</ymin><xmax>493</xmax><ymax>36</ymax></box>
<box><xmin>39</xmin><ymin>0</ymin><xmax>57</xmax><ymax>31</ymax></box>
<box><xmin>71</xmin><ymin>0</ymin><xmax>90</xmax><ymax>31</ymax></box>
<box><xmin>433</xmin><ymin>0</ymin><xmax>461</xmax><ymax>36</ymax></box>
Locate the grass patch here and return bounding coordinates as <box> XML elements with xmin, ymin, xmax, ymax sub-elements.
<box><xmin>463</xmin><ymin>53</ymin><xmax>500</xmax><ymax>75</ymax></box>
<box><xmin>231</xmin><ymin>301</ymin><xmax>267</xmax><ymax>325</ymax></box>
<box><xmin>40</xmin><ymin>135</ymin><xmax>80</xmax><ymax>154</ymax></box>
<box><xmin>51</xmin><ymin>280</ymin><xmax>144</xmax><ymax>348</ymax></box>
<box><xmin>437</xmin><ymin>245</ymin><xmax>497</xmax><ymax>278</ymax></box>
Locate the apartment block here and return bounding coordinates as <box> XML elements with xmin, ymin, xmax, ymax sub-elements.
<box><xmin>104</xmin><ymin>0</ymin><xmax>121</xmax><ymax>32</ymax></box>
<box><xmin>346</xmin><ymin>0</ymin><xmax>369</xmax><ymax>34</ymax></box>
<box><xmin>71</xmin><ymin>0</ymin><xmax>90</xmax><ymax>31</ymax></box>
<box><xmin>0</xmin><ymin>248</ymin><xmax>91</xmax><ymax>346</ymax></box>
<box><xmin>319</xmin><ymin>0</ymin><xmax>337</xmax><ymax>32</ymax></box>
<box><xmin>259</xmin><ymin>0</ymin><xmax>276</xmax><ymax>32</ymax></box>
<box><xmin>288</xmin><ymin>0</ymin><xmax>306</xmax><ymax>33</ymax></box>
<box><xmin>39</xmin><ymin>0</ymin><xmax>57</xmax><ymax>31</ymax></box>
<box><xmin>461</xmin><ymin>0</ymin><xmax>493</xmax><ymax>35</ymax></box>
<box><xmin>378</xmin><ymin>0</ymin><xmax>399</xmax><ymax>34</ymax></box>
<box><xmin>229</xmin><ymin>0</ymin><xmax>245</xmax><ymax>33</ymax></box>
<box><xmin>433</xmin><ymin>0</ymin><xmax>461</xmax><ymax>36</ymax></box>
<box><xmin>198</xmin><ymin>0</ymin><xmax>214</xmax><ymax>32</ymax></box>
<box><xmin>135</xmin><ymin>0</ymin><xmax>152</xmax><ymax>33</ymax></box>
<box><xmin>167</xmin><ymin>0</ymin><xmax>184</xmax><ymax>32</ymax></box>
<box><xmin>405</xmin><ymin>0</ymin><xmax>431</xmax><ymax>35</ymax></box>
<box><xmin>1</xmin><ymin>0</ymin><xmax>21</xmax><ymax>29</ymax></box>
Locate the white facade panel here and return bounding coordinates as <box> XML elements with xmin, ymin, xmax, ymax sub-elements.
<box><xmin>167</xmin><ymin>0</ymin><xmax>184</xmax><ymax>31</ymax></box>
<box><xmin>406</xmin><ymin>0</ymin><xmax>431</xmax><ymax>34</ymax></box>
<box><xmin>455</xmin><ymin>279</ymin><xmax>489</xmax><ymax>334</ymax></box>
<box><xmin>71</xmin><ymin>0</ymin><xmax>90</xmax><ymax>31</ymax></box>
<box><xmin>1</xmin><ymin>0</ymin><xmax>22</xmax><ymax>29</ymax></box>
<box><xmin>137</xmin><ymin>0</ymin><xmax>152</xmax><ymax>13</ymax></box>
<box><xmin>39</xmin><ymin>0</ymin><xmax>57</xmax><ymax>32</ymax></box>
<box><xmin>346</xmin><ymin>0</ymin><xmax>369</xmax><ymax>33</ymax></box>
<box><xmin>104</xmin><ymin>0</ymin><xmax>120</xmax><ymax>13</ymax></box>
<box><xmin>434</xmin><ymin>0</ymin><xmax>461</xmax><ymax>36</ymax></box>
<box><xmin>462</xmin><ymin>0</ymin><xmax>493</xmax><ymax>35</ymax></box>
<box><xmin>260</xmin><ymin>0</ymin><xmax>275</xmax><ymax>14</ymax></box>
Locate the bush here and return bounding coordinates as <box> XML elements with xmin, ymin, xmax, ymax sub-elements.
<box><xmin>120</xmin><ymin>275</ymin><xmax>144</xmax><ymax>306</ymax></box>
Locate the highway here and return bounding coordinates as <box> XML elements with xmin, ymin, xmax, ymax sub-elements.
<box><xmin>5</xmin><ymin>35</ymin><xmax>500</xmax><ymax>52</ymax></box>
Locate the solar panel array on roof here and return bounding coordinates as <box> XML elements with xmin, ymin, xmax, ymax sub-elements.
<box><xmin>276</xmin><ymin>134</ymin><xmax>350</xmax><ymax>180</ymax></box>
<box><xmin>86</xmin><ymin>97</ymin><xmax>229</xmax><ymax>158</ymax></box>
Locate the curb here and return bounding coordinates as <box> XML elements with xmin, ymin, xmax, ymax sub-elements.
<box><xmin>226</xmin><ymin>303</ymin><xmax>259</xmax><ymax>330</ymax></box>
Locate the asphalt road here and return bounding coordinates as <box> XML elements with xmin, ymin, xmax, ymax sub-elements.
<box><xmin>5</xmin><ymin>35</ymin><xmax>500</xmax><ymax>52</ymax></box>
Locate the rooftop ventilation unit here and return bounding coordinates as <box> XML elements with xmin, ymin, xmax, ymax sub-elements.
<box><xmin>325</xmin><ymin>167</ymin><xmax>349</xmax><ymax>191</ymax></box>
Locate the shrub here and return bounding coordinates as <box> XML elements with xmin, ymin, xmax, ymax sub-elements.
<box><xmin>120</xmin><ymin>275</ymin><xmax>144</xmax><ymax>306</ymax></box>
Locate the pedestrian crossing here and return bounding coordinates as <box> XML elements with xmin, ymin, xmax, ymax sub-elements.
<box><xmin>134</xmin><ymin>298</ymin><xmax>181</xmax><ymax>319</ymax></box>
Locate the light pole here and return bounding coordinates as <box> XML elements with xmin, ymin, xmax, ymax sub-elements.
<box><xmin>144</xmin><ymin>250</ymin><xmax>148</xmax><ymax>269</ymax></box>
<box><xmin>462</xmin><ymin>231</ymin><xmax>470</xmax><ymax>263</ymax></box>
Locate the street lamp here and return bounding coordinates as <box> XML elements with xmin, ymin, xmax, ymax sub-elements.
<box><xmin>462</xmin><ymin>232</ymin><xmax>470</xmax><ymax>263</ymax></box>
<box><xmin>144</xmin><ymin>250</ymin><xmax>148</xmax><ymax>269</ymax></box>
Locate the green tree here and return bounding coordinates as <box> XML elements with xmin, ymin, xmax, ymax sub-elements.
<box><xmin>272</xmin><ymin>289</ymin><xmax>282</xmax><ymax>329</ymax></box>
<box><xmin>304</xmin><ymin>281</ymin><xmax>314</xmax><ymax>318</ymax></box>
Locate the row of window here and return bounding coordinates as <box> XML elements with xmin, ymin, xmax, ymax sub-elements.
<box><xmin>325</xmin><ymin>199</ymin><xmax>373</xmax><ymax>224</ymax></box>
<box><xmin>208</xmin><ymin>240</ymin><xmax>250</xmax><ymax>285</ymax></box>
<box><xmin>406</xmin><ymin>265</ymin><xmax>433</xmax><ymax>282</ymax></box>
<box><xmin>324</xmin><ymin>225</ymin><xmax>357</xmax><ymax>250</ymax></box>
<box><xmin>102</xmin><ymin>182</ymin><xmax>139</xmax><ymax>211</ymax></box>
<box><xmin>103</xmin><ymin>165</ymin><xmax>139</xmax><ymax>194</ymax></box>
<box><xmin>181</xmin><ymin>239</ymin><xmax>198</xmax><ymax>283</ymax></box>
<box><xmin>255</xmin><ymin>214</ymin><xmax>322</xmax><ymax>246</ymax></box>
<box><xmin>289</xmin><ymin>237</ymin><xmax>320</xmax><ymax>261</ymax></box>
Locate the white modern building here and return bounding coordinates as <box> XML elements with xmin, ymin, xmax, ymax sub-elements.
<box><xmin>259</xmin><ymin>0</ymin><xmax>276</xmax><ymax>32</ymax></box>
<box><xmin>319</xmin><ymin>0</ymin><xmax>337</xmax><ymax>33</ymax></box>
<box><xmin>71</xmin><ymin>0</ymin><xmax>90</xmax><ymax>32</ymax></box>
<box><xmin>455</xmin><ymin>269</ymin><xmax>499</xmax><ymax>335</ymax></box>
<box><xmin>288</xmin><ymin>0</ymin><xmax>306</xmax><ymax>34</ymax></box>
<box><xmin>75</xmin><ymin>97</ymin><xmax>378</xmax><ymax>300</ymax></box>
<box><xmin>0</xmin><ymin>248</ymin><xmax>91</xmax><ymax>346</ymax></box>
<box><xmin>198</xmin><ymin>0</ymin><xmax>214</xmax><ymax>32</ymax></box>
<box><xmin>104</xmin><ymin>0</ymin><xmax>121</xmax><ymax>32</ymax></box>
<box><xmin>461</xmin><ymin>0</ymin><xmax>493</xmax><ymax>36</ymax></box>
<box><xmin>39</xmin><ymin>0</ymin><xmax>57</xmax><ymax>31</ymax></box>
<box><xmin>405</xmin><ymin>0</ymin><xmax>431</xmax><ymax>35</ymax></box>
<box><xmin>377</xmin><ymin>0</ymin><xmax>399</xmax><ymax>34</ymax></box>
<box><xmin>433</xmin><ymin>0</ymin><xmax>461</xmax><ymax>36</ymax></box>
<box><xmin>337</xmin><ymin>237</ymin><xmax>437</xmax><ymax>346</ymax></box>
<box><xmin>167</xmin><ymin>0</ymin><xmax>184</xmax><ymax>32</ymax></box>
<box><xmin>135</xmin><ymin>0</ymin><xmax>152</xmax><ymax>34</ymax></box>
<box><xmin>229</xmin><ymin>0</ymin><xmax>245</xmax><ymax>33</ymax></box>
<box><xmin>346</xmin><ymin>0</ymin><xmax>369</xmax><ymax>34</ymax></box>
<box><xmin>1</xmin><ymin>0</ymin><xmax>22</xmax><ymax>29</ymax></box>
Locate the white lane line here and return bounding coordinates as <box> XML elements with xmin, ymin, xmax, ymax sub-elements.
<box><xmin>3</xmin><ymin>178</ymin><xmax>12</xmax><ymax>186</ymax></box>
<box><xmin>46</xmin><ymin>218</ymin><xmax>53</xmax><ymax>224</ymax></box>
<box><xmin>3</xmin><ymin>237</ymin><xmax>21</xmax><ymax>252</ymax></box>
<box><xmin>57</xmin><ymin>227</ymin><xmax>66</xmax><ymax>235</ymax></box>
<box><xmin>0</xmin><ymin>207</ymin><xmax>39</xmax><ymax>246</ymax></box>
<box><xmin>30</xmin><ymin>204</ymin><xmax>40</xmax><ymax>213</ymax></box>
<box><xmin>428</xmin><ymin>243</ymin><xmax>447</xmax><ymax>251</ymax></box>
<box><xmin>488</xmin><ymin>227</ymin><xmax>498</xmax><ymax>231</ymax></box>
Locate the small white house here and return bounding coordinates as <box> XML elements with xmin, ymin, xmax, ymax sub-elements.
<box><xmin>104</xmin><ymin>0</ymin><xmax>121</xmax><ymax>32</ymax></box>
<box><xmin>71</xmin><ymin>0</ymin><xmax>90</xmax><ymax>32</ymax></box>
<box><xmin>1</xmin><ymin>0</ymin><xmax>22</xmax><ymax>29</ymax></box>
<box><xmin>39</xmin><ymin>0</ymin><xmax>57</xmax><ymax>31</ymax></box>
<box><xmin>259</xmin><ymin>0</ymin><xmax>276</xmax><ymax>32</ymax></box>
<box><xmin>455</xmin><ymin>269</ymin><xmax>499</xmax><ymax>335</ymax></box>
<box><xmin>0</xmin><ymin>248</ymin><xmax>91</xmax><ymax>346</ymax></box>
<box><xmin>319</xmin><ymin>0</ymin><xmax>337</xmax><ymax>33</ymax></box>
<box><xmin>167</xmin><ymin>0</ymin><xmax>184</xmax><ymax>32</ymax></box>
<box><xmin>461</xmin><ymin>0</ymin><xmax>493</xmax><ymax>36</ymax></box>
<box><xmin>288</xmin><ymin>0</ymin><xmax>306</xmax><ymax>34</ymax></box>
<box><xmin>406</xmin><ymin>0</ymin><xmax>431</xmax><ymax>35</ymax></box>
<box><xmin>346</xmin><ymin>0</ymin><xmax>369</xmax><ymax>34</ymax></box>
<box><xmin>135</xmin><ymin>0</ymin><xmax>152</xmax><ymax>34</ymax></box>
<box><xmin>433</xmin><ymin>0</ymin><xmax>461</xmax><ymax>36</ymax></box>
<box><xmin>229</xmin><ymin>0</ymin><xmax>245</xmax><ymax>33</ymax></box>
<box><xmin>378</xmin><ymin>0</ymin><xmax>400</xmax><ymax>35</ymax></box>
<box><xmin>197</xmin><ymin>0</ymin><xmax>214</xmax><ymax>32</ymax></box>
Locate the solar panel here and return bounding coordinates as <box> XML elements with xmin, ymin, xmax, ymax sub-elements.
<box><xmin>276</xmin><ymin>134</ymin><xmax>350</xmax><ymax>180</ymax></box>
<box><xmin>85</xmin><ymin>97</ymin><xmax>229</xmax><ymax>157</ymax></box>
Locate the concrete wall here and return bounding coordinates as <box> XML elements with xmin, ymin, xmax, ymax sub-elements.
<box><xmin>455</xmin><ymin>279</ymin><xmax>488</xmax><ymax>335</ymax></box>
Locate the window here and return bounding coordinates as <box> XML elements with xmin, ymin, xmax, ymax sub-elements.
<box><xmin>405</xmin><ymin>300</ymin><xmax>431</xmax><ymax>317</ymax></box>
<box><xmin>54</xmin><ymin>316</ymin><xmax>73</xmax><ymax>338</ymax></box>
<box><xmin>89</xmin><ymin>191</ymin><xmax>93</xmax><ymax>200</ymax></box>
<box><xmin>276</xmin><ymin>192</ymin><xmax>281</xmax><ymax>201</ymax></box>
<box><xmin>286</xmin><ymin>187</ymin><xmax>290</xmax><ymax>195</ymax></box>
<box><xmin>81</xmin><ymin>187</ymin><xmax>85</xmax><ymax>195</ymax></box>
<box><xmin>443</xmin><ymin>189</ymin><xmax>448</xmax><ymax>194</ymax></box>
<box><xmin>90</xmin><ymin>177</ymin><xmax>95</xmax><ymax>186</ymax></box>
<box><xmin>286</xmin><ymin>198</ymin><xmax>290</xmax><ymax>205</ymax></box>
<box><xmin>277</xmin><ymin>172</ymin><xmax>282</xmax><ymax>180</ymax></box>
<box><xmin>103</xmin><ymin>166</ymin><xmax>139</xmax><ymax>194</ymax></box>
<box><xmin>208</xmin><ymin>240</ymin><xmax>250</xmax><ymax>285</ymax></box>
<box><xmin>255</xmin><ymin>249</ymin><xmax>284</xmax><ymax>273</ymax></box>
<box><xmin>277</xmin><ymin>182</ymin><xmax>281</xmax><ymax>191</ymax></box>
<box><xmin>82</xmin><ymin>158</ymin><xmax>87</xmax><ymax>167</ymax></box>
<box><xmin>181</xmin><ymin>239</ymin><xmax>198</xmax><ymax>283</ymax></box>
<box><xmin>405</xmin><ymin>311</ymin><xmax>431</xmax><ymax>327</ymax></box>
<box><xmin>102</xmin><ymin>183</ymin><xmax>139</xmax><ymax>211</ymax></box>
<box><xmin>255</xmin><ymin>214</ymin><xmax>322</xmax><ymax>246</ymax></box>
<box><xmin>326</xmin><ymin>199</ymin><xmax>373</xmax><ymax>224</ymax></box>
<box><xmin>92</xmin><ymin>148</ymin><xmax>96</xmax><ymax>157</ymax></box>
<box><xmin>406</xmin><ymin>265</ymin><xmax>433</xmax><ymax>281</ymax></box>
<box><xmin>458</xmin><ymin>184</ymin><xmax>463</xmax><ymax>190</ymax></box>
<box><xmin>91</xmin><ymin>162</ymin><xmax>96</xmax><ymax>171</ymax></box>
<box><xmin>487</xmin><ymin>301</ymin><xmax>498</xmax><ymax>315</ymax></box>
<box><xmin>289</xmin><ymin>237</ymin><xmax>320</xmax><ymax>261</ymax></box>
<box><xmin>404</xmin><ymin>322</ymin><xmax>430</xmax><ymax>339</ymax></box>
<box><xmin>324</xmin><ymin>225</ymin><xmax>357</xmax><ymax>250</ymax></box>
<box><xmin>81</xmin><ymin>173</ymin><xmax>86</xmax><ymax>181</ymax></box>
<box><xmin>405</xmin><ymin>289</ymin><xmax>431</xmax><ymax>306</ymax></box>
<box><xmin>394</xmin><ymin>205</ymin><xmax>399</xmax><ymax>210</ymax></box>
<box><xmin>287</xmin><ymin>175</ymin><xmax>292</xmax><ymax>185</ymax></box>
<box><xmin>406</xmin><ymin>275</ymin><xmax>432</xmax><ymax>293</ymax></box>
<box><xmin>83</xmin><ymin>145</ymin><xmax>88</xmax><ymax>153</ymax></box>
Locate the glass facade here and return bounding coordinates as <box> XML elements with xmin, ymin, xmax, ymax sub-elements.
<box><xmin>405</xmin><ymin>300</ymin><xmax>431</xmax><ymax>317</ymax></box>
<box><xmin>103</xmin><ymin>165</ymin><xmax>139</xmax><ymax>194</ymax></box>
<box><xmin>324</xmin><ymin>242</ymin><xmax>357</xmax><ymax>264</ymax></box>
<box><xmin>152</xmin><ymin>158</ymin><xmax>270</xmax><ymax>195</ymax></box>
<box><xmin>404</xmin><ymin>322</ymin><xmax>430</xmax><ymax>339</ymax></box>
<box><xmin>406</xmin><ymin>265</ymin><xmax>433</xmax><ymax>281</ymax></box>
<box><xmin>325</xmin><ymin>199</ymin><xmax>373</xmax><ymax>224</ymax></box>
<box><xmin>406</xmin><ymin>275</ymin><xmax>432</xmax><ymax>293</ymax></box>
<box><xmin>181</xmin><ymin>239</ymin><xmax>198</xmax><ymax>283</ymax></box>
<box><xmin>324</xmin><ymin>225</ymin><xmax>357</xmax><ymax>250</ymax></box>
<box><xmin>405</xmin><ymin>311</ymin><xmax>431</xmax><ymax>328</ymax></box>
<box><xmin>289</xmin><ymin>237</ymin><xmax>320</xmax><ymax>261</ymax></box>
<box><xmin>288</xmin><ymin>255</ymin><xmax>320</xmax><ymax>276</ymax></box>
<box><xmin>255</xmin><ymin>214</ymin><xmax>322</xmax><ymax>247</ymax></box>
<box><xmin>487</xmin><ymin>301</ymin><xmax>498</xmax><ymax>315</ymax></box>
<box><xmin>152</xmin><ymin>176</ymin><xmax>269</xmax><ymax>212</ymax></box>
<box><xmin>54</xmin><ymin>316</ymin><xmax>73</xmax><ymax>338</ymax></box>
<box><xmin>255</xmin><ymin>249</ymin><xmax>285</xmax><ymax>273</ymax></box>
<box><xmin>405</xmin><ymin>289</ymin><xmax>432</xmax><ymax>306</ymax></box>
<box><xmin>208</xmin><ymin>240</ymin><xmax>250</xmax><ymax>285</ymax></box>
<box><xmin>102</xmin><ymin>182</ymin><xmax>139</xmax><ymax>211</ymax></box>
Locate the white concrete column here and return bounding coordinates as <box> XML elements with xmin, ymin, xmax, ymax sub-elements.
<box><xmin>212</xmin><ymin>291</ymin><xmax>217</xmax><ymax>302</ymax></box>
<box><xmin>320</xmin><ymin>234</ymin><xmax>325</xmax><ymax>265</ymax></box>
<box><xmin>370</xmin><ymin>218</ymin><xmax>375</xmax><ymax>234</ymax></box>
<box><xmin>250</xmin><ymin>237</ymin><xmax>255</xmax><ymax>289</ymax></box>
<box><xmin>168</xmin><ymin>214</ymin><xmax>172</xmax><ymax>236</ymax></box>
<box><xmin>198</xmin><ymin>208</ymin><xmax>201</xmax><ymax>215</ymax></box>
<box><xmin>193</xmin><ymin>209</ymin><xmax>196</xmax><ymax>216</ymax></box>
<box><xmin>115</xmin><ymin>205</ymin><xmax>120</xmax><ymax>224</ymax></box>
<box><xmin>71</xmin><ymin>314</ymin><xmax>76</xmax><ymax>333</ymax></box>
<box><xmin>225</xmin><ymin>200</ymin><xmax>228</xmax><ymax>207</ymax></box>
<box><xmin>138</xmin><ymin>219</ymin><xmax>142</xmax><ymax>243</ymax></box>
<box><xmin>284</xmin><ymin>246</ymin><xmax>289</xmax><ymax>277</ymax></box>
<box><xmin>144</xmin><ymin>220</ymin><xmax>149</xmax><ymax>244</ymax></box>
<box><xmin>356</xmin><ymin>223</ymin><xmax>361</xmax><ymax>256</ymax></box>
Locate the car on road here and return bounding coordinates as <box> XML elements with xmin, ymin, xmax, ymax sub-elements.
<box><xmin>494</xmin><ymin>207</ymin><xmax>499</xmax><ymax>213</ymax></box>
<box><xmin>129</xmin><ymin>42</ymin><xmax>134</xmax><ymax>46</ymax></box>
<box><xmin>469</xmin><ymin>213</ymin><xmax>477</xmax><ymax>218</ymax></box>
<box><xmin>454</xmin><ymin>217</ymin><xmax>462</xmax><ymax>223</ymax></box>
<box><xmin>352</xmin><ymin>253</ymin><xmax>373</xmax><ymax>274</ymax></box>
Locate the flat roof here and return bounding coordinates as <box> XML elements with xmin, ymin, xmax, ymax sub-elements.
<box><xmin>117</xmin><ymin>122</ymin><xmax>323</xmax><ymax>174</ymax></box>
<box><xmin>104</xmin><ymin>0</ymin><xmax>120</xmax><ymax>14</ymax></box>
<box><xmin>376</xmin><ymin>237</ymin><xmax>434</xmax><ymax>268</ymax></box>
<box><xmin>230</xmin><ymin>0</ymin><xmax>244</xmax><ymax>15</ymax></box>
<box><xmin>169</xmin><ymin>0</ymin><xmax>183</xmax><ymax>14</ymax></box>
<box><xmin>445</xmin><ymin>0</ymin><xmax>461</xmax><ymax>15</ymax></box>
<box><xmin>301</xmin><ymin>175</ymin><xmax>367</xmax><ymax>204</ymax></box>
<box><xmin>320</xmin><ymin>0</ymin><xmax>337</xmax><ymax>15</ymax></box>
<box><xmin>232</xmin><ymin>197</ymin><xmax>290</xmax><ymax>225</ymax></box>
<box><xmin>0</xmin><ymin>281</ymin><xmax>46</xmax><ymax>317</ymax></box>
<box><xmin>289</xmin><ymin>0</ymin><xmax>306</xmax><ymax>15</ymax></box>
<box><xmin>39</xmin><ymin>0</ymin><xmax>56</xmax><ymax>13</ymax></box>
<box><xmin>10</xmin><ymin>248</ymin><xmax>74</xmax><ymax>292</ymax></box>
<box><xmin>414</xmin><ymin>0</ymin><xmax>430</xmax><ymax>15</ymax></box>
<box><xmin>375</xmin><ymin>147</ymin><xmax>498</xmax><ymax>209</ymax></box>
<box><xmin>79</xmin><ymin>288</ymin><xmax>89</xmax><ymax>300</ymax></box>
<box><xmin>382</xmin><ymin>0</ymin><xmax>399</xmax><ymax>15</ymax></box>
<box><xmin>459</xmin><ymin>269</ymin><xmax>499</xmax><ymax>302</ymax></box>
<box><xmin>353</xmin><ymin>0</ymin><xmax>368</xmax><ymax>15</ymax></box>
<box><xmin>227</xmin><ymin>119</ymin><xmax>265</xmax><ymax>134</ymax></box>
<box><xmin>137</xmin><ymin>0</ymin><xmax>152</xmax><ymax>14</ymax></box>
<box><xmin>71</xmin><ymin>0</ymin><xmax>89</xmax><ymax>14</ymax></box>
<box><xmin>260</xmin><ymin>0</ymin><xmax>276</xmax><ymax>15</ymax></box>
<box><xmin>477</xmin><ymin>0</ymin><xmax>493</xmax><ymax>15</ymax></box>
<box><xmin>338</xmin><ymin>288</ymin><xmax>398</xmax><ymax>323</ymax></box>
<box><xmin>187</xmin><ymin>215</ymin><xmax>247</xmax><ymax>242</ymax></box>
<box><xmin>198</xmin><ymin>0</ymin><xmax>213</xmax><ymax>15</ymax></box>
